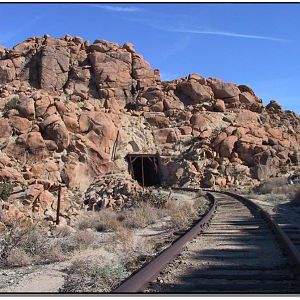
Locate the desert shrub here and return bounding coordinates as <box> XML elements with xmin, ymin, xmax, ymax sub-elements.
<box><xmin>77</xmin><ymin>210</ymin><xmax>121</xmax><ymax>232</ymax></box>
<box><xmin>18</xmin><ymin>226</ymin><xmax>49</xmax><ymax>256</ymax></box>
<box><xmin>76</xmin><ymin>213</ymin><xmax>96</xmax><ymax>230</ymax></box>
<box><xmin>4</xmin><ymin>95</ymin><xmax>18</xmax><ymax>111</ymax></box>
<box><xmin>38</xmin><ymin>243</ymin><xmax>66</xmax><ymax>264</ymax></box>
<box><xmin>0</xmin><ymin>208</ymin><xmax>6</xmax><ymax>224</ymax></box>
<box><xmin>0</xmin><ymin>182</ymin><xmax>13</xmax><ymax>201</ymax></box>
<box><xmin>254</xmin><ymin>177</ymin><xmax>291</xmax><ymax>195</ymax></box>
<box><xmin>193</xmin><ymin>197</ymin><xmax>209</xmax><ymax>215</ymax></box>
<box><xmin>168</xmin><ymin>202</ymin><xmax>197</xmax><ymax>228</ymax></box>
<box><xmin>136</xmin><ymin>237</ymin><xmax>156</xmax><ymax>255</ymax></box>
<box><xmin>71</xmin><ymin>229</ymin><xmax>96</xmax><ymax>251</ymax></box>
<box><xmin>0</xmin><ymin>220</ymin><xmax>70</xmax><ymax>267</ymax></box>
<box><xmin>0</xmin><ymin>220</ymin><xmax>39</xmax><ymax>262</ymax></box>
<box><xmin>109</xmin><ymin>227</ymin><xmax>134</xmax><ymax>251</ymax></box>
<box><xmin>61</xmin><ymin>257</ymin><xmax>127</xmax><ymax>293</ymax></box>
<box><xmin>131</xmin><ymin>190</ymin><xmax>169</xmax><ymax>209</ymax></box>
<box><xmin>5</xmin><ymin>248</ymin><xmax>33</xmax><ymax>267</ymax></box>
<box><xmin>78</xmin><ymin>193</ymin><xmax>172</xmax><ymax>232</ymax></box>
<box><xmin>122</xmin><ymin>202</ymin><xmax>159</xmax><ymax>229</ymax></box>
<box><xmin>56</xmin><ymin>236</ymin><xmax>78</xmax><ymax>254</ymax></box>
<box><xmin>258</xmin><ymin>193</ymin><xmax>290</xmax><ymax>203</ymax></box>
<box><xmin>101</xmin><ymin>219</ymin><xmax>123</xmax><ymax>232</ymax></box>
<box><xmin>52</xmin><ymin>225</ymin><xmax>74</xmax><ymax>238</ymax></box>
<box><xmin>1</xmin><ymin>221</ymin><xmax>39</xmax><ymax>266</ymax></box>
<box><xmin>164</xmin><ymin>198</ymin><xmax>176</xmax><ymax>210</ymax></box>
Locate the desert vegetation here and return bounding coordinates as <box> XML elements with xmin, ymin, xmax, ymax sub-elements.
<box><xmin>61</xmin><ymin>257</ymin><xmax>127</xmax><ymax>293</ymax></box>
<box><xmin>3</xmin><ymin>95</ymin><xmax>18</xmax><ymax>112</ymax></box>
<box><xmin>0</xmin><ymin>218</ymin><xmax>98</xmax><ymax>268</ymax></box>
<box><xmin>0</xmin><ymin>189</ymin><xmax>209</xmax><ymax>293</ymax></box>
<box><xmin>60</xmin><ymin>191</ymin><xmax>210</xmax><ymax>292</ymax></box>
<box><xmin>0</xmin><ymin>182</ymin><xmax>13</xmax><ymax>201</ymax></box>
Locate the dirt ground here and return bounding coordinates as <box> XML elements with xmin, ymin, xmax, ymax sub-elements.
<box><xmin>0</xmin><ymin>190</ymin><xmax>207</xmax><ymax>293</ymax></box>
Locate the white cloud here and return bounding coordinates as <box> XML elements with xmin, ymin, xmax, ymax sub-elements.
<box><xmin>167</xmin><ymin>27</ymin><xmax>288</xmax><ymax>42</ymax></box>
<box><xmin>89</xmin><ymin>4</ymin><xmax>142</xmax><ymax>13</ymax></box>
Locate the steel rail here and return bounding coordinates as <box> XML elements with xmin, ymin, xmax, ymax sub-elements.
<box><xmin>113</xmin><ymin>192</ymin><xmax>217</xmax><ymax>293</ymax></box>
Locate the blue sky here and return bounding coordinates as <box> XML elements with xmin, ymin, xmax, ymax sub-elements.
<box><xmin>0</xmin><ymin>3</ymin><xmax>299</xmax><ymax>113</ymax></box>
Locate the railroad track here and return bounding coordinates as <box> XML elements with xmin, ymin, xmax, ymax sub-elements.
<box><xmin>113</xmin><ymin>190</ymin><xmax>300</xmax><ymax>294</ymax></box>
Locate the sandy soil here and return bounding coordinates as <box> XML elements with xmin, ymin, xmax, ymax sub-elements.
<box><xmin>0</xmin><ymin>190</ymin><xmax>207</xmax><ymax>293</ymax></box>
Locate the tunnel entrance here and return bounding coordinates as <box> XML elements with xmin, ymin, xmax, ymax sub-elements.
<box><xmin>127</xmin><ymin>154</ymin><xmax>161</xmax><ymax>187</ymax></box>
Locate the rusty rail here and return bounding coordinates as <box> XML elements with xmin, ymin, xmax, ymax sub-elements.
<box><xmin>113</xmin><ymin>192</ymin><xmax>217</xmax><ymax>293</ymax></box>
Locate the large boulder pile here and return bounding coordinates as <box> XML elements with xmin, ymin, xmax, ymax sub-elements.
<box><xmin>0</xmin><ymin>35</ymin><xmax>300</xmax><ymax>225</ymax></box>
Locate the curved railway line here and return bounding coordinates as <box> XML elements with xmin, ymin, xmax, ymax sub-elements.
<box><xmin>113</xmin><ymin>189</ymin><xmax>300</xmax><ymax>294</ymax></box>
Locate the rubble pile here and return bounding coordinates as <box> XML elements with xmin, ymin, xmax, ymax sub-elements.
<box><xmin>84</xmin><ymin>174</ymin><xmax>142</xmax><ymax>211</ymax></box>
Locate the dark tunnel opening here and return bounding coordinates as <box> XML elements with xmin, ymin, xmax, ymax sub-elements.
<box><xmin>127</xmin><ymin>155</ymin><xmax>161</xmax><ymax>187</ymax></box>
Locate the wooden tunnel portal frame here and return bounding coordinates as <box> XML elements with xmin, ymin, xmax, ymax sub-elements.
<box><xmin>127</xmin><ymin>153</ymin><xmax>161</xmax><ymax>188</ymax></box>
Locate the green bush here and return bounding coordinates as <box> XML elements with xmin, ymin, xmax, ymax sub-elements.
<box><xmin>0</xmin><ymin>182</ymin><xmax>13</xmax><ymax>201</ymax></box>
<box><xmin>4</xmin><ymin>95</ymin><xmax>18</xmax><ymax>111</ymax></box>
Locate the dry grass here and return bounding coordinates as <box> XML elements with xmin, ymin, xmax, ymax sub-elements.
<box><xmin>109</xmin><ymin>227</ymin><xmax>134</xmax><ymax>252</ymax></box>
<box><xmin>70</xmin><ymin>229</ymin><xmax>96</xmax><ymax>251</ymax></box>
<box><xmin>5</xmin><ymin>248</ymin><xmax>33</xmax><ymax>267</ymax></box>
<box><xmin>254</xmin><ymin>178</ymin><xmax>297</xmax><ymax>196</ymax></box>
<box><xmin>38</xmin><ymin>243</ymin><xmax>66</xmax><ymax>264</ymax></box>
<box><xmin>52</xmin><ymin>225</ymin><xmax>74</xmax><ymax>238</ymax></box>
<box><xmin>122</xmin><ymin>202</ymin><xmax>160</xmax><ymax>229</ymax></box>
<box><xmin>167</xmin><ymin>202</ymin><xmax>198</xmax><ymax>228</ymax></box>
<box><xmin>78</xmin><ymin>202</ymin><xmax>165</xmax><ymax>231</ymax></box>
<box><xmin>77</xmin><ymin>210</ymin><xmax>122</xmax><ymax>232</ymax></box>
<box><xmin>61</xmin><ymin>257</ymin><xmax>127</xmax><ymax>293</ymax></box>
<box><xmin>193</xmin><ymin>197</ymin><xmax>210</xmax><ymax>215</ymax></box>
<box><xmin>0</xmin><ymin>219</ymin><xmax>98</xmax><ymax>268</ymax></box>
<box><xmin>135</xmin><ymin>237</ymin><xmax>156</xmax><ymax>255</ymax></box>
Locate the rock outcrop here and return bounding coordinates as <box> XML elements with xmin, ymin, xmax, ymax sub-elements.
<box><xmin>0</xmin><ymin>35</ymin><xmax>300</xmax><ymax>225</ymax></box>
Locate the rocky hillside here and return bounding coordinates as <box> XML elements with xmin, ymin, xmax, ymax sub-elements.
<box><xmin>0</xmin><ymin>35</ymin><xmax>299</xmax><ymax>225</ymax></box>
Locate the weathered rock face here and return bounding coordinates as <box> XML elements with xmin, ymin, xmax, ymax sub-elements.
<box><xmin>17</xmin><ymin>97</ymin><xmax>35</xmax><ymax>119</ymax></box>
<box><xmin>208</xmin><ymin>78</ymin><xmax>240</xmax><ymax>99</ymax></box>
<box><xmin>0</xmin><ymin>118</ymin><xmax>12</xmax><ymax>149</ymax></box>
<box><xmin>1</xmin><ymin>35</ymin><xmax>159</xmax><ymax>103</ymax></box>
<box><xmin>1</xmin><ymin>35</ymin><xmax>300</xmax><ymax>225</ymax></box>
<box><xmin>0</xmin><ymin>59</ymin><xmax>15</xmax><ymax>83</ymax></box>
<box><xmin>89</xmin><ymin>46</ymin><xmax>132</xmax><ymax>102</ymax></box>
<box><xmin>40</xmin><ymin>42</ymin><xmax>70</xmax><ymax>91</ymax></box>
<box><xmin>176</xmin><ymin>81</ymin><xmax>213</xmax><ymax>104</ymax></box>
